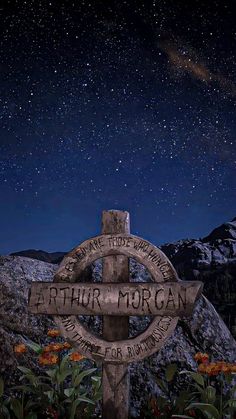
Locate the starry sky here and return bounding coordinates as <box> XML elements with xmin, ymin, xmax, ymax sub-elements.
<box><xmin>0</xmin><ymin>0</ymin><xmax>236</xmax><ymax>254</ymax></box>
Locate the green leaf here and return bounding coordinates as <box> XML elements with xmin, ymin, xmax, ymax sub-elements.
<box><xmin>0</xmin><ymin>376</ymin><xmax>4</xmax><ymax>397</ymax></box>
<box><xmin>24</xmin><ymin>374</ymin><xmax>38</xmax><ymax>387</ymax></box>
<box><xmin>59</xmin><ymin>353</ymin><xmax>70</xmax><ymax>373</ymax></box>
<box><xmin>228</xmin><ymin>399</ymin><xmax>236</xmax><ymax>408</ymax></box>
<box><xmin>186</xmin><ymin>403</ymin><xmax>220</xmax><ymax>419</ymax></box>
<box><xmin>44</xmin><ymin>390</ymin><xmax>54</xmax><ymax>402</ymax></box>
<box><xmin>156</xmin><ymin>377</ymin><xmax>168</xmax><ymax>393</ymax></box>
<box><xmin>77</xmin><ymin>395</ymin><xmax>95</xmax><ymax>405</ymax></box>
<box><xmin>68</xmin><ymin>392</ymin><xmax>96</xmax><ymax>418</ymax></box>
<box><xmin>72</xmin><ymin>365</ymin><xmax>81</xmax><ymax>383</ymax></box>
<box><xmin>73</xmin><ymin>368</ymin><xmax>97</xmax><ymax>387</ymax></box>
<box><xmin>91</xmin><ymin>375</ymin><xmax>102</xmax><ymax>395</ymax></box>
<box><xmin>189</xmin><ymin>382</ymin><xmax>205</xmax><ymax>394</ymax></box>
<box><xmin>10</xmin><ymin>399</ymin><xmax>23</xmax><ymax>419</ymax></box>
<box><xmin>45</xmin><ymin>369</ymin><xmax>57</xmax><ymax>379</ymax></box>
<box><xmin>56</xmin><ymin>368</ymin><xmax>72</xmax><ymax>384</ymax></box>
<box><xmin>26</xmin><ymin>340</ymin><xmax>42</xmax><ymax>354</ymax></box>
<box><xmin>174</xmin><ymin>390</ymin><xmax>191</xmax><ymax>412</ymax></box>
<box><xmin>25</xmin><ymin>399</ymin><xmax>39</xmax><ymax>410</ymax></box>
<box><xmin>91</xmin><ymin>375</ymin><xmax>100</xmax><ymax>382</ymax></box>
<box><xmin>64</xmin><ymin>387</ymin><xmax>75</xmax><ymax>397</ymax></box>
<box><xmin>2</xmin><ymin>405</ymin><xmax>11</xmax><ymax>418</ymax></box>
<box><xmin>165</xmin><ymin>363</ymin><xmax>178</xmax><ymax>382</ymax></box>
<box><xmin>205</xmin><ymin>386</ymin><xmax>216</xmax><ymax>404</ymax></box>
<box><xmin>180</xmin><ymin>371</ymin><xmax>205</xmax><ymax>387</ymax></box>
<box><xmin>17</xmin><ymin>366</ymin><xmax>33</xmax><ymax>375</ymax></box>
<box><xmin>171</xmin><ymin>416</ymin><xmax>195</xmax><ymax>418</ymax></box>
<box><xmin>69</xmin><ymin>399</ymin><xmax>81</xmax><ymax>419</ymax></box>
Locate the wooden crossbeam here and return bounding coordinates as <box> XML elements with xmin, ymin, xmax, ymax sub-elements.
<box><xmin>29</xmin><ymin>281</ymin><xmax>202</xmax><ymax>317</ymax></box>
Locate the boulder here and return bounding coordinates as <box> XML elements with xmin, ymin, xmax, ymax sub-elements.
<box><xmin>0</xmin><ymin>255</ymin><xmax>235</xmax><ymax>415</ymax></box>
<box><xmin>161</xmin><ymin>217</ymin><xmax>236</xmax><ymax>338</ymax></box>
<box><xmin>0</xmin><ymin>256</ymin><xmax>57</xmax><ymax>379</ymax></box>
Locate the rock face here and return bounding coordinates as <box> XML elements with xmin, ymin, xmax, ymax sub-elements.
<box><xmin>161</xmin><ymin>217</ymin><xmax>236</xmax><ymax>338</ymax></box>
<box><xmin>0</xmin><ymin>254</ymin><xmax>235</xmax><ymax>416</ymax></box>
<box><xmin>203</xmin><ymin>217</ymin><xmax>236</xmax><ymax>241</ymax></box>
<box><xmin>0</xmin><ymin>256</ymin><xmax>57</xmax><ymax>379</ymax></box>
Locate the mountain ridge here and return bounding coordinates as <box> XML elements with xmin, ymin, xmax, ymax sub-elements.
<box><xmin>9</xmin><ymin>217</ymin><xmax>236</xmax><ymax>263</ymax></box>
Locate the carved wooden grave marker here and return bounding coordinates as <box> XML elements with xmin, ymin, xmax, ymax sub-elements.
<box><xmin>28</xmin><ymin>210</ymin><xmax>203</xmax><ymax>419</ymax></box>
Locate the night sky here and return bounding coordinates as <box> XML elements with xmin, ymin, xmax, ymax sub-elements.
<box><xmin>0</xmin><ymin>0</ymin><xmax>236</xmax><ymax>254</ymax></box>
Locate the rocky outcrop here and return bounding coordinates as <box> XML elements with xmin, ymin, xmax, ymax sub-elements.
<box><xmin>203</xmin><ymin>218</ymin><xmax>236</xmax><ymax>242</ymax></box>
<box><xmin>161</xmin><ymin>217</ymin><xmax>236</xmax><ymax>337</ymax></box>
<box><xmin>0</xmin><ymin>255</ymin><xmax>235</xmax><ymax>415</ymax></box>
<box><xmin>0</xmin><ymin>256</ymin><xmax>57</xmax><ymax>378</ymax></box>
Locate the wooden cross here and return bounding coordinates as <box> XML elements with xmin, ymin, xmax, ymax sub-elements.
<box><xmin>29</xmin><ymin>210</ymin><xmax>203</xmax><ymax>419</ymax></box>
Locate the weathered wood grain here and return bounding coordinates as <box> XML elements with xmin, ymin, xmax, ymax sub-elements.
<box><xmin>29</xmin><ymin>281</ymin><xmax>202</xmax><ymax>316</ymax></box>
<box><xmin>101</xmin><ymin>210</ymin><xmax>130</xmax><ymax>419</ymax></box>
<box><xmin>47</xmin><ymin>314</ymin><xmax>178</xmax><ymax>363</ymax></box>
<box><xmin>27</xmin><ymin>209</ymin><xmax>203</xmax><ymax>419</ymax></box>
<box><xmin>51</xmin><ymin>230</ymin><xmax>181</xmax><ymax>363</ymax></box>
<box><xmin>53</xmin><ymin>233</ymin><xmax>178</xmax><ymax>283</ymax></box>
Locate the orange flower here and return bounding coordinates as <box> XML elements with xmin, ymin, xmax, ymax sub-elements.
<box><xmin>14</xmin><ymin>344</ymin><xmax>27</xmax><ymax>354</ymax></box>
<box><xmin>49</xmin><ymin>343</ymin><xmax>64</xmax><ymax>352</ymax></box>
<box><xmin>216</xmin><ymin>360</ymin><xmax>226</xmax><ymax>366</ymax></box>
<box><xmin>47</xmin><ymin>329</ymin><xmax>60</xmax><ymax>338</ymax></box>
<box><xmin>63</xmin><ymin>342</ymin><xmax>72</xmax><ymax>349</ymax></box>
<box><xmin>197</xmin><ymin>363</ymin><xmax>206</xmax><ymax>373</ymax></box>
<box><xmin>198</xmin><ymin>362</ymin><xmax>222</xmax><ymax>376</ymax></box>
<box><xmin>69</xmin><ymin>352</ymin><xmax>85</xmax><ymax>362</ymax></box>
<box><xmin>197</xmin><ymin>359</ymin><xmax>236</xmax><ymax>376</ymax></box>
<box><xmin>42</xmin><ymin>343</ymin><xmax>64</xmax><ymax>353</ymax></box>
<box><xmin>205</xmin><ymin>364</ymin><xmax>218</xmax><ymax>376</ymax></box>
<box><xmin>194</xmin><ymin>352</ymin><xmax>202</xmax><ymax>362</ymax></box>
<box><xmin>230</xmin><ymin>364</ymin><xmax>236</xmax><ymax>373</ymax></box>
<box><xmin>194</xmin><ymin>352</ymin><xmax>209</xmax><ymax>364</ymax></box>
<box><xmin>201</xmin><ymin>354</ymin><xmax>209</xmax><ymax>364</ymax></box>
<box><xmin>221</xmin><ymin>364</ymin><xmax>231</xmax><ymax>375</ymax></box>
<box><xmin>38</xmin><ymin>353</ymin><xmax>59</xmax><ymax>366</ymax></box>
<box><xmin>42</xmin><ymin>345</ymin><xmax>53</xmax><ymax>353</ymax></box>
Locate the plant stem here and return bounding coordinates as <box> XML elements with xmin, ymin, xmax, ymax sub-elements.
<box><xmin>220</xmin><ymin>374</ymin><xmax>223</xmax><ymax>418</ymax></box>
<box><xmin>21</xmin><ymin>393</ymin><xmax>24</xmax><ymax>419</ymax></box>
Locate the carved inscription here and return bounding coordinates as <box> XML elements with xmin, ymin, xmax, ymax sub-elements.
<box><xmin>28</xmin><ymin>233</ymin><xmax>202</xmax><ymax>363</ymax></box>
<box><xmin>29</xmin><ymin>282</ymin><xmax>202</xmax><ymax>316</ymax></box>
<box><xmin>57</xmin><ymin>316</ymin><xmax>174</xmax><ymax>362</ymax></box>
<box><xmin>57</xmin><ymin>234</ymin><xmax>176</xmax><ymax>283</ymax></box>
<box><xmin>76</xmin><ymin>237</ymin><xmax>105</xmax><ymax>261</ymax></box>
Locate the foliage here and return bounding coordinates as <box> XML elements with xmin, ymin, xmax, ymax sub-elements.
<box><xmin>0</xmin><ymin>330</ymin><xmax>101</xmax><ymax>418</ymax></box>
<box><xmin>143</xmin><ymin>353</ymin><xmax>236</xmax><ymax>419</ymax></box>
<box><xmin>2</xmin><ymin>339</ymin><xmax>236</xmax><ymax>419</ymax></box>
<box><xmin>0</xmin><ymin>376</ymin><xmax>11</xmax><ymax>418</ymax></box>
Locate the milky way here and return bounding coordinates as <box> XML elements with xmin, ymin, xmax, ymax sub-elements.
<box><xmin>0</xmin><ymin>0</ymin><xmax>235</xmax><ymax>253</ymax></box>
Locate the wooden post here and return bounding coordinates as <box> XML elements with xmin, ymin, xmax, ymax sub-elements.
<box><xmin>28</xmin><ymin>210</ymin><xmax>203</xmax><ymax>418</ymax></box>
<box><xmin>102</xmin><ymin>210</ymin><xmax>130</xmax><ymax>419</ymax></box>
